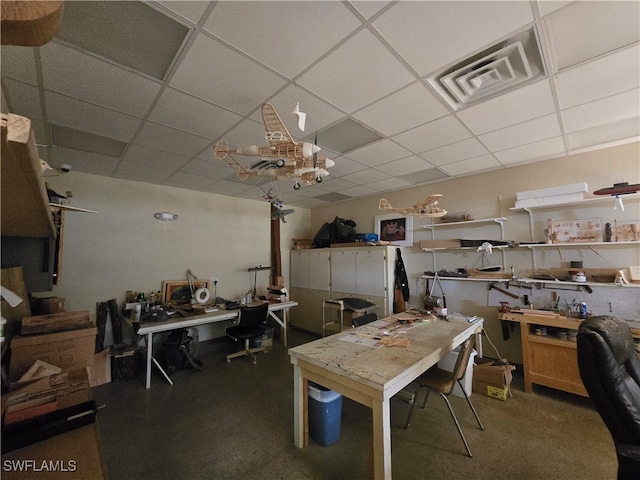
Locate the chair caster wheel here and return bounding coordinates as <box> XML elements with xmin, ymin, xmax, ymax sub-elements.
<box><xmin>226</xmin><ymin>359</ymin><xmax>231</xmax><ymax>363</ymax></box>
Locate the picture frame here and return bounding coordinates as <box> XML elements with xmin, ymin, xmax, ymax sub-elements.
<box><xmin>374</xmin><ymin>213</ymin><xmax>413</xmax><ymax>247</ymax></box>
<box><xmin>162</xmin><ymin>280</ymin><xmax>210</xmax><ymax>305</ymax></box>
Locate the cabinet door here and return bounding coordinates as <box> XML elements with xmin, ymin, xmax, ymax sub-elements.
<box><xmin>356</xmin><ymin>249</ymin><xmax>387</xmax><ymax>297</ymax></box>
<box><xmin>308</xmin><ymin>250</ymin><xmax>330</xmax><ymax>291</ymax></box>
<box><xmin>290</xmin><ymin>251</ymin><xmax>309</xmax><ymax>289</ymax></box>
<box><xmin>330</xmin><ymin>250</ymin><xmax>357</xmax><ymax>294</ymax></box>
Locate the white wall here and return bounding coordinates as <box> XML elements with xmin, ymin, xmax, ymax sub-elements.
<box><xmin>310</xmin><ymin>141</ymin><xmax>640</xmax><ymax>362</ymax></box>
<box><xmin>43</xmin><ymin>173</ymin><xmax>311</xmax><ymax>341</ymax></box>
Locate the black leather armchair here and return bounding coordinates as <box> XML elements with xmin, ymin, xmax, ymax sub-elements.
<box><xmin>577</xmin><ymin>315</ymin><xmax>640</xmax><ymax>479</ymax></box>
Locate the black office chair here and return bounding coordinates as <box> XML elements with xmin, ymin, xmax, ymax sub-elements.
<box><xmin>404</xmin><ymin>335</ymin><xmax>484</xmax><ymax>457</ymax></box>
<box><xmin>226</xmin><ymin>302</ymin><xmax>269</xmax><ymax>365</ymax></box>
<box><xmin>351</xmin><ymin>312</ymin><xmax>378</xmax><ymax>328</ymax></box>
<box><xmin>577</xmin><ymin>316</ymin><xmax>640</xmax><ymax>479</ymax></box>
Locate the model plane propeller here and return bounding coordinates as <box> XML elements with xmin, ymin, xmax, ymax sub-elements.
<box><xmin>214</xmin><ymin>103</ymin><xmax>334</xmax><ymax>190</ymax></box>
<box><xmin>378</xmin><ymin>194</ymin><xmax>447</xmax><ymax>217</ymax></box>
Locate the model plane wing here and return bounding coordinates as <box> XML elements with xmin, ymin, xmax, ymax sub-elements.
<box><xmin>262</xmin><ymin>103</ymin><xmax>294</xmax><ymax>146</ymax></box>
<box><xmin>413</xmin><ymin>194</ymin><xmax>442</xmax><ymax>209</ymax></box>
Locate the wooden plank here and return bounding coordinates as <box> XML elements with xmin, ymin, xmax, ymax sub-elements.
<box><xmin>21</xmin><ymin>311</ymin><xmax>91</xmax><ymax>335</ymax></box>
<box><xmin>1</xmin><ymin>267</ymin><xmax>31</xmax><ymax>340</ymax></box>
<box><xmin>1</xmin><ymin>113</ymin><xmax>56</xmax><ymax>237</ymax></box>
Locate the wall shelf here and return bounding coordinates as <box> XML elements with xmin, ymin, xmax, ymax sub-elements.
<box><xmin>509</xmin><ymin>193</ymin><xmax>639</xmax><ymax>212</ymax></box>
<box><xmin>421</xmin><ymin>217</ymin><xmax>508</xmax><ymax>229</ymax></box>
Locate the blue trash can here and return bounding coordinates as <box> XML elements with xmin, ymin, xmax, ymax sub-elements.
<box><xmin>308</xmin><ymin>382</ymin><xmax>342</xmax><ymax>446</ymax></box>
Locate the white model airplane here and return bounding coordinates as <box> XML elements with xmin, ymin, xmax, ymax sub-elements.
<box><xmin>214</xmin><ymin>103</ymin><xmax>334</xmax><ymax>190</ymax></box>
<box><xmin>378</xmin><ymin>194</ymin><xmax>447</xmax><ymax>217</ymax></box>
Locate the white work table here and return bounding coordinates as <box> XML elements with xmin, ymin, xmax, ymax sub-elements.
<box><xmin>288</xmin><ymin>315</ymin><xmax>483</xmax><ymax>480</ymax></box>
<box><xmin>138</xmin><ymin>301</ymin><xmax>297</xmax><ymax>388</ymax></box>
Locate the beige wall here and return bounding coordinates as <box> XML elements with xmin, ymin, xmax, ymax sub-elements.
<box><xmin>43</xmin><ymin>142</ymin><xmax>639</xmax><ymax>357</ymax></box>
<box><xmin>311</xmin><ymin>141</ymin><xmax>640</xmax><ymax>361</ymax></box>
<box><xmin>44</xmin><ymin>173</ymin><xmax>310</xmax><ymax>341</ymax></box>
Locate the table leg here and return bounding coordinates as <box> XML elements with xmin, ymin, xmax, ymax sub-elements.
<box><xmin>372</xmin><ymin>398</ymin><xmax>392</xmax><ymax>480</ymax></box>
<box><xmin>268</xmin><ymin>309</ymin><xmax>288</xmax><ymax>347</ymax></box>
<box><xmin>145</xmin><ymin>332</ymin><xmax>153</xmax><ymax>389</ymax></box>
<box><xmin>292</xmin><ymin>365</ymin><xmax>308</xmax><ymax>448</ymax></box>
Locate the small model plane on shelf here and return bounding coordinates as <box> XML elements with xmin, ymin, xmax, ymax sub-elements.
<box><xmin>213</xmin><ymin>103</ymin><xmax>334</xmax><ymax>190</ymax></box>
<box><xmin>378</xmin><ymin>194</ymin><xmax>447</xmax><ymax>217</ymax></box>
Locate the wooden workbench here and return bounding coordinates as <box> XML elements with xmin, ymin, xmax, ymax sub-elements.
<box><xmin>500</xmin><ymin>311</ymin><xmax>640</xmax><ymax>396</ymax></box>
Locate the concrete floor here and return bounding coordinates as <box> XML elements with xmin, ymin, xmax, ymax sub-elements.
<box><xmin>93</xmin><ymin>328</ymin><xmax>617</xmax><ymax>480</ymax></box>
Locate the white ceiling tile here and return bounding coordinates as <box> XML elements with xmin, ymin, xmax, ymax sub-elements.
<box><xmin>440</xmin><ymin>154</ymin><xmax>502</xmax><ymax>176</ymax></box>
<box><xmin>156</xmin><ymin>1</ymin><xmax>210</xmax><ymax>24</ymax></box>
<box><xmin>350</xmin><ymin>1</ymin><xmax>391</xmax><ymax>19</ymax></box>
<box><xmin>479</xmin><ymin>114</ymin><xmax>562</xmax><ymax>151</ymax></box>
<box><xmin>326</xmin><ymin>156</ymin><xmax>367</xmax><ymax>177</ymax></box>
<box><xmin>169</xmin><ymin>33</ymin><xmax>286</xmax><ymax>115</ymax></box>
<box><xmin>562</xmin><ymin>89</ymin><xmax>640</xmax><ymax>133</ymax></box>
<box><xmin>340</xmin><ymin>185</ymin><xmax>378</xmax><ymax>198</ymax></box>
<box><xmin>149</xmin><ymin>88</ymin><xmax>242</xmax><ymax>139</ymax></box>
<box><xmin>567</xmin><ymin>116</ymin><xmax>640</xmax><ymax>151</ymax></box>
<box><xmin>114</xmin><ymin>166</ymin><xmax>172</xmax><ymax>183</ymax></box>
<box><xmin>353</xmin><ymin>82</ymin><xmax>450</xmax><ymax>136</ymax></box>
<box><xmin>50</xmin><ymin>147</ymin><xmax>120</xmax><ymax>176</ymax></box>
<box><xmin>341</xmin><ymin>168</ymin><xmax>390</xmax><ymax>185</ymax></box>
<box><xmin>0</xmin><ymin>46</ymin><xmax>38</xmax><ymax>85</ymax></box>
<box><xmin>376</xmin><ymin>155</ymin><xmax>436</xmax><ymax>176</ymax></box>
<box><xmin>346</xmin><ymin>139</ymin><xmax>412</xmax><ymax>167</ymax></box>
<box><xmin>135</xmin><ymin>122</ymin><xmax>212</xmax><ymax>157</ymax></box>
<box><xmin>420</xmin><ymin>138</ymin><xmax>488</xmax><ymax>166</ymax></box>
<box><xmin>297</xmin><ymin>29</ymin><xmax>415</xmax><ymax>113</ymax></box>
<box><xmin>40</xmin><ymin>42</ymin><xmax>161</xmax><ymax>117</ymax></box>
<box><xmin>458</xmin><ymin>80</ymin><xmax>556</xmax><ymax>134</ymax></box>
<box><xmin>366</xmin><ymin>177</ymin><xmax>413</xmax><ymax>192</ymax></box>
<box><xmin>45</xmin><ymin>91</ymin><xmax>141</xmax><ymax>142</ymax></box>
<box><xmin>203</xmin><ymin>2</ymin><xmax>361</xmax><ymax>79</ymax></box>
<box><xmin>3</xmin><ymin>80</ymin><xmax>43</xmax><ymax>121</ymax></box>
<box><xmin>494</xmin><ymin>136</ymin><xmax>566</xmax><ymax>165</ymax></box>
<box><xmin>555</xmin><ymin>44</ymin><xmax>640</xmax><ymax>109</ymax></box>
<box><xmin>392</xmin><ymin>116</ymin><xmax>472</xmax><ymax>153</ymax></box>
<box><xmin>180</xmin><ymin>158</ymin><xmax>229</xmax><ymax>180</ymax></box>
<box><xmin>120</xmin><ymin>144</ymin><xmax>190</xmax><ymax>171</ymax></box>
<box><xmin>536</xmin><ymin>1</ymin><xmax>573</xmax><ymax>18</ymax></box>
<box><xmin>545</xmin><ymin>1</ymin><xmax>640</xmax><ymax>70</ymax></box>
<box><xmin>372</xmin><ymin>1</ymin><xmax>534</xmax><ymax>76</ymax></box>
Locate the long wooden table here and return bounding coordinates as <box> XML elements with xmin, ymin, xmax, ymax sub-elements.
<box><xmin>288</xmin><ymin>316</ymin><xmax>483</xmax><ymax>480</ymax></box>
<box><xmin>138</xmin><ymin>301</ymin><xmax>297</xmax><ymax>388</ymax></box>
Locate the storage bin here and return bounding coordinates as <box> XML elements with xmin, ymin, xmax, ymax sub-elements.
<box><xmin>437</xmin><ymin>347</ymin><xmax>477</xmax><ymax>398</ymax></box>
<box><xmin>308</xmin><ymin>382</ymin><xmax>342</xmax><ymax>446</ymax></box>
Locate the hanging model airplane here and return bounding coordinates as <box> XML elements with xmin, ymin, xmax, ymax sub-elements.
<box><xmin>260</xmin><ymin>185</ymin><xmax>294</xmax><ymax>223</ymax></box>
<box><xmin>213</xmin><ymin>103</ymin><xmax>334</xmax><ymax>190</ymax></box>
<box><xmin>378</xmin><ymin>194</ymin><xmax>447</xmax><ymax>217</ymax></box>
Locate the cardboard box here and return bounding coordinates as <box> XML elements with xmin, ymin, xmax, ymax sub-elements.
<box><xmin>9</xmin><ymin>326</ymin><xmax>97</xmax><ymax>381</ymax></box>
<box><xmin>419</xmin><ymin>239</ymin><xmax>461</xmax><ymax>249</ymax></box>
<box><xmin>472</xmin><ymin>357</ymin><xmax>515</xmax><ymax>401</ymax></box>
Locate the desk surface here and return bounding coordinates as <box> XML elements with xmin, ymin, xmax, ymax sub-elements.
<box><xmin>289</xmin><ymin>316</ymin><xmax>483</xmax><ymax>480</ymax></box>
<box><xmin>138</xmin><ymin>301</ymin><xmax>298</xmax><ymax>334</ymax></box>
<box><xmin>289</xmin><ymin>317</ymin><xmax>482</xmax><ymax>398</ymax></box>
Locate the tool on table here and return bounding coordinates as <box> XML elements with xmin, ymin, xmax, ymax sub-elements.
<box><xmin>488</xmin><ymin>282</ymin><xmax>519</xmax><ymax>299</ymax></box>
<box><xmin>247</xmin><ymin>265</ymin><xmax>271</xmax><ymax>297</ymax></box>
<box><xmin>424</xmin><ymin>272</ymin><xmax>446</xmax><ymax>316</ymax></box>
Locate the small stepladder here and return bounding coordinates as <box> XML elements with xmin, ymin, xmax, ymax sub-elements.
<box><xmin>322</xmin><ymin>299</ymin><xmax>345</xmax><ymax>337</ymax></box>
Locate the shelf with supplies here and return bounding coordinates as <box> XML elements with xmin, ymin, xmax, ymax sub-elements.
<box><xmin>522</xmin><ymin>240</ymin><xmax>639</xmax><ymax>249</ymax></box>
<box><xmin>509</xmin><ymin>193</ymin><xmax>639</xmax><ymax>213</ymax></box>
<box><xmin>419</xmin><ymin>217</ymin><xmax>510</xmax><ymax>271</ymax></box>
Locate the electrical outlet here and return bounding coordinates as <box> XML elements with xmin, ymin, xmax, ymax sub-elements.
<box><xmin>211</xmin><ymin>277</ymin><xmax>218</xmax><ymax>285</ymax></box>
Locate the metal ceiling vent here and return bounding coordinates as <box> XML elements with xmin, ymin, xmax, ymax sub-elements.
<box><xmin>427</xmin><ymin>28</ymin><xmax>545</xmax><ymax>110</ymax></box>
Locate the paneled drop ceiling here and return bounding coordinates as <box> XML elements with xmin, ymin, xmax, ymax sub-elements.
<box><xmin>1</xmin><ymin>1</ymin><xmax>638</xmax><ymax>208</ymax></box>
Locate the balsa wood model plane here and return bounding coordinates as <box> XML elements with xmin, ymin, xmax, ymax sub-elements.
<box><xmin>378</xmin><ymin>194</ymin><xmax>447</xmax><ymax>217</ymax></box>
<box><xmin>214</xmin><ymin>103</ymin><xmax>334</xmax><ymax>190</ymax></box>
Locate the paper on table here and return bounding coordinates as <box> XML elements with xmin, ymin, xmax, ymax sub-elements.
<box><xmin>1</xmin><ymin>285</ymin><xmax>23</xmax><ymax>307</ymax></box>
